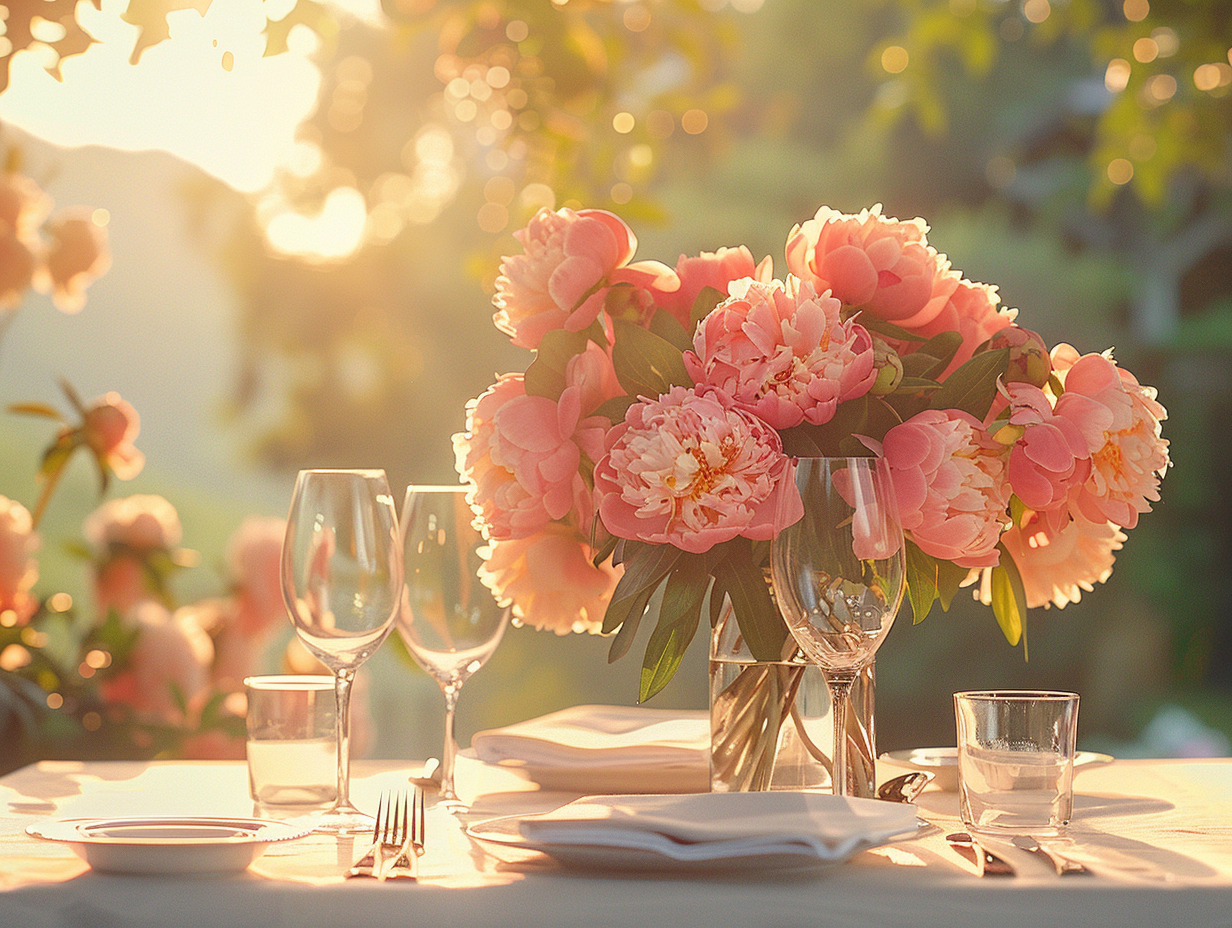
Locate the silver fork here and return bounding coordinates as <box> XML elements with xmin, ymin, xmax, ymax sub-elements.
<box><xmin>385</xmin><ymin>786</ymin><xmax>425</xmax><ymax>880</ymax></box>
<box><xmin>346</xmin><ymin>792</ymin><xmax>405</xmax><ymax>879</ymax></box>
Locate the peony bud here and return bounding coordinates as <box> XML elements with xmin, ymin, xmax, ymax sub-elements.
<box><xmin>869</xmin><ymin>337</ymin><xmax>904</xmax><ymax>396</ymax></box>
<box><xmin>985</xmin><ymin>325</ymin><xmax>1051</xmax><ymax>388</ymax></box>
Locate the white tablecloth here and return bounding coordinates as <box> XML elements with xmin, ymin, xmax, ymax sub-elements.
<box><xmin>1</xmin><ymin>756</ymin><xmax>1230</xmax><ymax>928</ymax></box>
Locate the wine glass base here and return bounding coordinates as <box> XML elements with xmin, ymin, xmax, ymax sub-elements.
<box><xmin>309</xmin><ymin>805</ymin><xmax>377</xmax><ymax>836</ymax></box>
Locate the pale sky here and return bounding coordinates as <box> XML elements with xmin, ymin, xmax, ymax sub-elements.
<box><xmin>0</xmin><ymin>1</ymin><xmax>379</xmax><ymax>193</ymax></box>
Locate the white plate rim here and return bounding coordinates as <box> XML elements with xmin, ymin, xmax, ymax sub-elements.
<box><xmin>26</xmin><ymin>815</ymin><xmax>311</xmax><ymax>847</ymax></box>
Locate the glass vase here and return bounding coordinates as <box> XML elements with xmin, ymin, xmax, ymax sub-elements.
<box><xmin>708</xmin><ymin>593</ymin><xmax>875</xmax><ymax>796</ymax></box>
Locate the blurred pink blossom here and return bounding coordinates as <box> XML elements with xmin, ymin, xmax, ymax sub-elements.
<box><xmin>84</xmin><ymin>495</ymin><xmax>182</xmax><ymax>617</ymax></box>
<box><xmin>785</xmin><ymin>204</ymin><xmax>956</xmax><ymax>327</ymax></box>
<box><xmin>81</xmin><ymin>392</ymin><xmax>145</xmax><ymax>481</ymax></box>
<box><xmin>996</xmin><ymin>510</ymin><xmax>1126</xmax><ymax>609</ymax></box>
<box><xmin>654</xmin><ymin>245</ymin><xmax>772</xmax><ymax>330</ymax></box>
<box><xmin>594</xmin><ymin>386</ymin><xmax>802</xmax><ymax>554</ymax></box>
<box><xmin>35</xmin><ymin>209</ymin><xmax>111</xmax><ymax>314</ymax></box>
<box><xmin>0</xmin><ymin>496</ymin><xmax>39</xmax><ymax>625</ymax></box>
<box><xmin>0</xmin><ymin>172</ymin><xmax>52</xmax><ymax>239</ymax></box>
<box><xmin>684</xmin><ymin>276</ymin><xmax>876</xmax><ymax>429</ymax></box>
<box><xmin>225</xmin><ymin>515</ymin><xmax>287</xmax><ymax>639</ymax></box>
<box><xmin>478</xmin><ymin>527</ymin><xmax>620</xmax><ymax>635</ymax></box>
<box><xmin>493</xmin><ymin>207</ymin><xmax>677</xmax><ymax>349</ymax></box>
<box><xmin>100</xmin><ymin>601</ymin><xmax>213</xmax><ymax>726</ymax></box>
<box><xmin>1051</xmin><ymin>345</ymin><xmax>1170</xmax><ymax>531</ymax></box>
<box><xmin>0</xmin><ymin>229</ymin><xmax>35</xmax><ymax>310</ymax></box>
<box><xmin>880</xmin><ymin>408</ymin><xmax>1009</xmax><ymax>568</ymax></box>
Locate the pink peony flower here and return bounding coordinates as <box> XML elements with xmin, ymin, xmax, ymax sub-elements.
<box><xmin>1051</xmin><ymin>345</ymin><xmax>1169</xmax><ymax>531</ymax></box>
<box><xmin>593</xmin><ymin>386</ymin><xmax>802</xmax><ymax>554</ymax></box>
<box><xmin>997</xmin><ymin>510</ymin><xmax>1126</xmax><ymax>609</ymax></box>
<box><xmin>653</xmin><ymin>246</ymin><xmax>773</xmax><ymax>330</ymax></box>
<box><xmin>0</xmin><ymin>496</ymin><xmax>39</xmax><ymax>626</ymax></box>
<box><xmin>478</xmin><ymin>526</ymin><xmax>621</xmax><ymax>635</ymax></box>
<box><xmin>684</xmin><ymin>276</ymin><xmax>876</xmax><ymax>429</ymax></box>
<box><xmin>454</xmin><ymin>370</ymin><xmax>610</xmax><ymax>541</ymax></box>
<box><xmin>784</xmin><ymin>204</ymin><xmax>955</xmax><ymax>327</ymax></box>
<box><xmin>100</xmin><ymin>601</ymin><xmax>213</xmax><ymax>726</ymax></box>
<box><xmin>493</xmin><ymin>207</ymin><xmax>677</xmax><ymax>349</ymax></box>
<box><xmin>81</xmin><ymin>392</ymin><xmax>145</xmax><ymax>480</ymax></box>
<box><xmin>1001</xmin><ymin>382</ymin><xmax>1091</xmax><ymax>515</ymax></box>
<box><xmin>225</xmin><ymin>516</ymin><xmax>288</xmax><ymax>638</ymax></box>
<box><xmin>880</xmin><ymin>408</ymin><xmax>1010</xmax><ymax>568</ymax></box>
<box><xmin>902</xmin><ymin>278</ymin><xmax>1015</xmax><ymax>379</ymax></box>
<box><xmin>35</xmin><ymin>209</ymin><xmax>111</xmax><ymax>314</ymax></box>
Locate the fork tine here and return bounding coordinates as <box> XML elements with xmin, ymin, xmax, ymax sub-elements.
<box><xmin>373</xmin><ymin>792</ymin><xmax>386</xmax><ymax>842</ymax></box>
<box><xmin>412</xmin><ymin>786</ymin><xmax>425</xmax><ymax>854</ymax></box>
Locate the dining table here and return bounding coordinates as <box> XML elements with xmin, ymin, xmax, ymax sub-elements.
<box><xmin>2</xmin><ymin>749</ymin><xmax>1230</xmax><ymax>928</ymax></box>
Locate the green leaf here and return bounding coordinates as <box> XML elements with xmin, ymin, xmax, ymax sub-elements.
<box><xmin>936</xmin><ymin>558</ymin><xmax>970</xmax><ymax>611</ymax></box>
<box><xmin>894</xmin><ymin>376</ymin><xmax>942</xmax><ymax>393</ymax></box>
<box><xmin>648</xmin><ymin>309</ymin><xmax>692</xmax><ymax>352</ymax></box>
<box><xmin>523</xmin><ymin>328</ymin><xmax>591</xmax><ymax>401</ymax></box>
<box><xmin>689</xmin><ymin>286</ymin><xmax>726</xmax><ymax>332</ymax></box>
<box><xmin>850</xmin><ymin>313</ymin><xmax>926</xmax><ymax>343</ymax></box>
<box><xmin>930</xmin><ymin>347</ymin><xmax>1009</xmax><ymax>420</ymax></box>
<box><xmin>601</xmin><ymin>542</ymin><xmax>682</xmax><ymax>634</ymax></box>
<box><xmin>710</xmin><ymin>549</ymin><xmax>785</xmax><ymax>661</ymax></box>
<box><xmin>606</xmin><ymin>580</ymin><xmax>659</xmax><ymax>664</ymax></box>
<box><xmin>611</xmin><ymin>320</ymin><xmax>692</xmax><ymax>399</ymax></box>
<box><xmin>912</xmin><ymin>331</ymin><xmax>963</xmax><ymax>378</ymax></box>
<box><xmin>905</xmin><ymin>540</ymin><xmax>938</xmax><ymax>624</ymax></box>
<box><xmin>989</xmin><ymin>550</ymin><xmax>1028</xmax><ymax>650</ymax></box>
<box><xmin>639</xmin><ymin>561</ymin><xmax>708</xmax><ymax>702</ymax></box>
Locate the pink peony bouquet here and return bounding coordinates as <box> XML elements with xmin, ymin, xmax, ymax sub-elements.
<box><xmin>454</xmin><ymin>203</ymin><xmax>1170</xmax><ymax>700</ymax></box>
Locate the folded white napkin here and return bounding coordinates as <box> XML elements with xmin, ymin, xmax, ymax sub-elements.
<box><xmin>474</xmin><ymin>791</ymin><xmax>917</xmax><ymax>866</ymax></box>
<box><xmin>469</xmin><ymin>704</ymin><xmax>710</xmax><ymax>793</ymax></box>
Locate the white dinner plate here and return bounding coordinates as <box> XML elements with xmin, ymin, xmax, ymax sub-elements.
<box><xmin>25</xmin><ymin>816</ymin><xmax>312</xmax><ymax>875</ymax></box>
<box><xmin>878</xmin><ymin>747</ymin><xmax>1115</xmax><ymax>792</ymax></box>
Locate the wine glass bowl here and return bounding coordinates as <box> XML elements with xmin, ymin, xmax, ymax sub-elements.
<box><xmin>771</xmin><ymin>456</ymin><xmax>905</xmax><ymax>796</ymax></box>
<box><xmin>398</xmin><ymin>485</ymin><xmax>510</xmax><ymax>809</ymax></box>
<box><xmin>281</xmin><ymin>468</ymin><xmax>402</xmax><ymax>834</ymax></box>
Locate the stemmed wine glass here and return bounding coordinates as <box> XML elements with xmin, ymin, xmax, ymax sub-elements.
<box><xmin>398</xmin><ymin>485</ymin><xmax>510</xmax><ymax>810</ymax></box>
<box><xmin>281</xmin><ymin>468</ymin><xmax>402</xmax><ymax>834</ymax></box>
<box><xmin>770</xmin><ymin>456</ymin><xmax>905</xmax><ymax>798</ymax></box>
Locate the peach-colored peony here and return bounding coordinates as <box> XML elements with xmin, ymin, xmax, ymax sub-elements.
<box><xmin>653</xmin><ymin>246</ymin><xmax>773</xmax><ymax>330</ymax></box>
<box><xmin>684</xmin><ymin>276</ymin><xmax>876</xmax><ymax>429</ymax></box>
<box><xmin>100</xmin><ymin>601</ymin><xmax>213</xmax><ymax>726</ymax></box>
<box><xmin>1001</xmin><ymin>383</ymin><xmax>1090</xmax><ymax>515</ymax></box>
<box><xmin>35</xmin><ymin>209</ymin><xmax>111</xmax><ymax>314</ymax></box>
<box><xmin>225</xmin><ymin>515</ymin><xmax>288</xmax><ymax>638</ymax></box>
<box><xmin>84</xmin><ymin>495</ymin><xmax>182</xmax><ymax>617</ymax></box>
<box><xmin>478</xmin><ymin>526</ymin><xmax>621</xmax><ymax>635</ymax></box>
<box><xmin>1051</xmin><ymin>345</ymin><xmax>1169</xmax><ymax>531</ymax></box>
<box><xmin>593</xmin><ymin>386</ymin><xmax>802</xmax><ymax>554</ymax></box>
<box><xmin>81</xmin><ymin>392</ymin><xmax>145</xmax><ymax>480</ymax></box>
<box><xmin>0</xmin><ymin>229</ymin><xmax>35</xmax><ymax>310</ymax></box>
<box><xmin>493</xmin><ymin>207</ymin><xmax>677</xmax><ymax>349</ymax></box>
<box><xmin>455</xmin><ymin>370</ymin><xmax>610</xmax><ymax>541</ymax></box>
<box><xmin>996</xmin><ymin>510</ymin><xmax>1126</xmax><ymax>609</ymax></box>
<box><xmin>785</xmin><ymin>204</ymin><xmax>955</xmax><ymax>327</ymax></box>
<box><xmin>880</xmin><ymin>409</ymin><xmax>1010</xmax><ymax>568</ymax></box>
<box><xmin>900</xmin><ymin>278</ymin><xmax>1015</xmax><ymax>379</ymax></box>
<box><xmin>0</xmin><ymin>496</ymin><xmax>39</xmax><ymax>625</ymax></box>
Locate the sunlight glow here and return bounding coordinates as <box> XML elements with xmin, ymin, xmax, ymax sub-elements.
<box><xmin>262</xmin><ymin>187</ymin><xmax>368</xmax><ymax>261</ymax></box>
<box><xmin>0</xmin><ymin>1</ymin><xmax>382</xmax><ymax>194</ymax></box>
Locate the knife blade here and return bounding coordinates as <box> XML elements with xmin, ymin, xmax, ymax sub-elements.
<box><xmin>1012</xmin><ymin>835</ymin><xmax>1090</xmax><ymax>876</ymax></box>
<box><xmin>945</xmin><ymin>832</ymin><xmax>1015</xmax><ymax>877</ymax></box>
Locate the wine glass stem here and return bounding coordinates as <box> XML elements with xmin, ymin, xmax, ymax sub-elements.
<box><xmin>334</xmin><ymin>668</ymin><xmax>357</xmax><ymax>811</ymax></box>
<box><xmin>441</xmin><ymin>681</ymin><xmax>461</xmax><ymax>802</ymax></box>
<box><xmin>828</xmin><ymin>674</ymin><xmax>855</xmax><ymax>798</ymax></box>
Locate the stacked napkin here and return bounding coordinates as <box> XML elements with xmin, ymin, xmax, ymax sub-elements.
<box><xmin>475</xmin><ymin>791</ymin><xmax>918</xmax><ymax>867</ymax></box>
<box><xmin>469</xmin><ymin>704</ymin><xmax>710</xmax><ymax>793</ymax></box>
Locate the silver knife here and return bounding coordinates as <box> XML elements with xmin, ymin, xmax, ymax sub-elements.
<box><xmin>945</xmin><ymin>832</ymin><xmax>1015</xmax><ymax>877</ymax></box>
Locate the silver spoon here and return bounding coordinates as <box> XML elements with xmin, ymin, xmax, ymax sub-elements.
<box><xmin>876</xmin><ymin>770</ymin><xmax>935</xmax><ymax>804</ymax></box>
